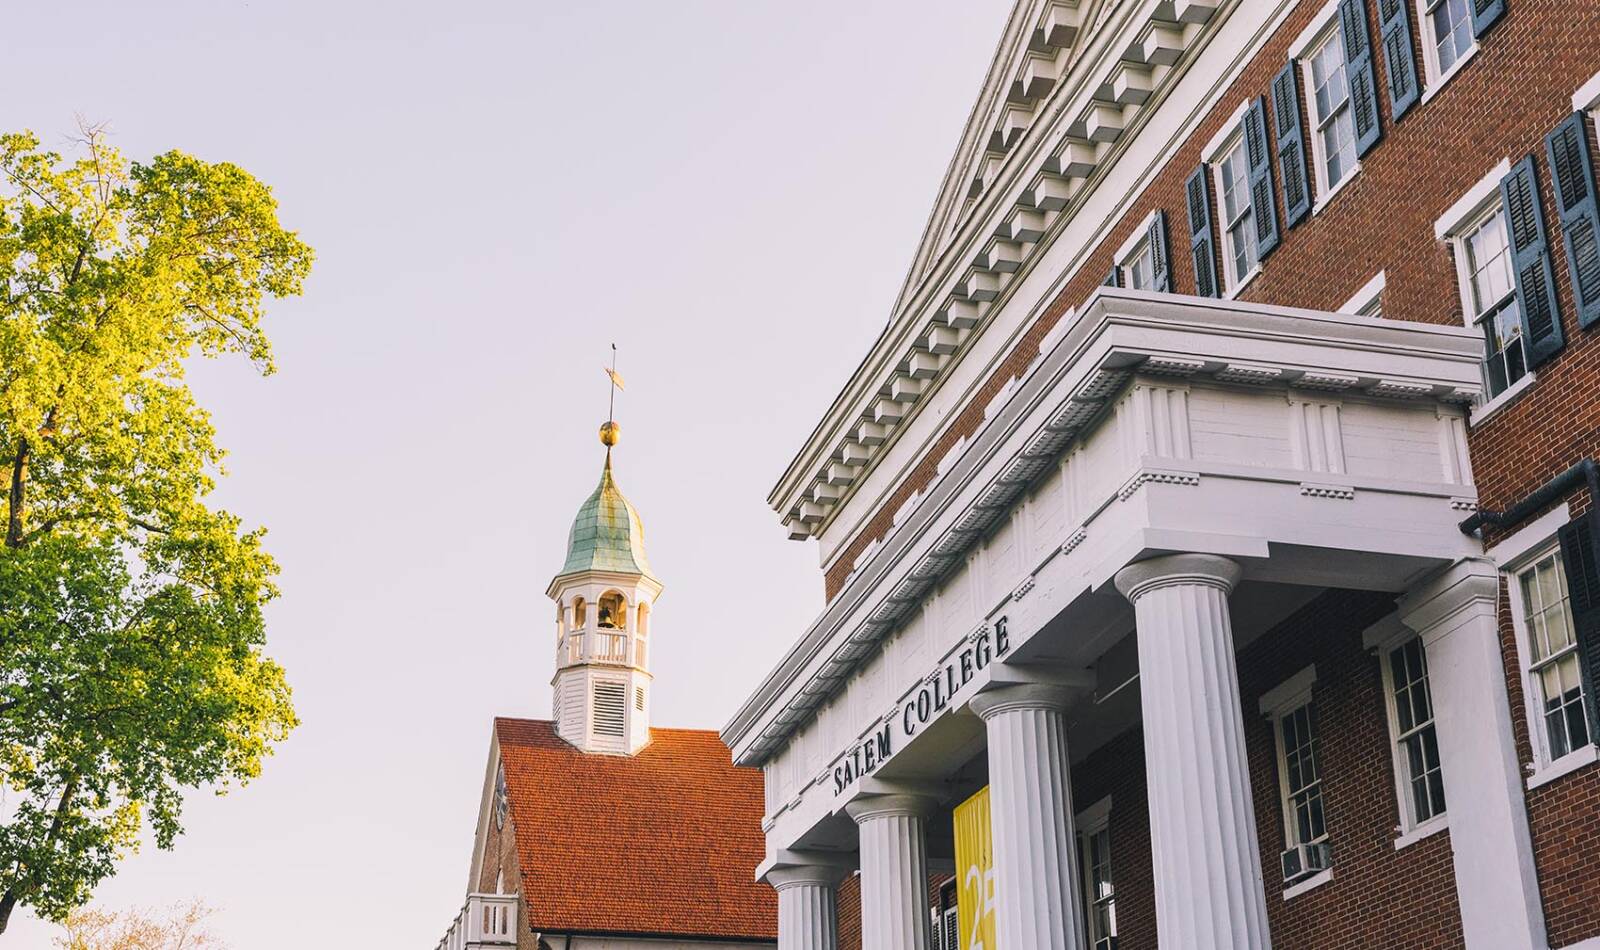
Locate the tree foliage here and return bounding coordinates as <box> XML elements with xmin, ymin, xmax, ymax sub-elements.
<box><xmin>0</xmin><ymin>124</ymin><xmax>310</xmax><ymax>932</ymax></box>
<box><xmin>55</xmin><ymin>899</ymin><xmax>224</xmax><ymax>950</ymax></box>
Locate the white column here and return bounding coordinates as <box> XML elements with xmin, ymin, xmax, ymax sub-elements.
<box><xmin>968</xmin><ymin>683</ymin><xmax>1086</xmax><ymax>950</ymax></box>
<box><xmin>1114</xmin><ymin>554</ymin><xmax>1272</xmax><ymax>950</ymax></box>
<box><xmin>1399</xmin><ymin>558</ymin><xmax>1546</xmax><ymax>950</ymax></box>
<box><xmin>769</xmin><ymin>864</ymin><xmax>845</xmax><ymax>950</ymax></box>
<box><xmin>844</xmin><ymin>794</ymin><xmax>933</xmax><ymax>950</ymax></box>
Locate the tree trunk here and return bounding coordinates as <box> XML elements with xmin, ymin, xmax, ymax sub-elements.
<box><xmin>0</xmin><ymin>889</ymin><xmax>16</xmax><ymax>935</ymax></box>
<box><xmin>5</xmin><ymin>437</ymin><xmax>26</xmax><ymax>549</ymax></box>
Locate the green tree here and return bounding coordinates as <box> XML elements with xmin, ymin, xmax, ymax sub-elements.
<box><xmin>0</xmin><ymin>124</ymin><xmax>310</xmax><ymax>934</ymax></box>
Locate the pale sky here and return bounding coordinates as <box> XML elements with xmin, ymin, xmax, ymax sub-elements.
<box><xmin>6</xmin><ymin>1</ymin><xmax>1012</xmax><ymax>946</ymax></box>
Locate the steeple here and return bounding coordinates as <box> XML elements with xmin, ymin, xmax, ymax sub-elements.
<box><xmin>545</xmin><ymin>415</ymin><xmax>660</xmax><ymax>755</ymax></box>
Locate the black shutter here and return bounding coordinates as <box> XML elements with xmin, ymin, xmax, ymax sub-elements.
<box><xmin>1471</xmin><ymin>0</ymin><xmax>1505</xmax><ymax>38</ymax></box>
<box><xmin>1546</xmin><ymin>112</ymin><xmax>1600</xmax><ymax>329</ymax></box>
<box><xmin>1339</xmin><ymin>0</ymin><xmax>1384</xmax><ymax>157</ymax></box>
<box><xmin>1557</xmin><ymin>512</ymin><xmax>1600</xmax><ymax>738</ymax></box>
<box><xmin>1272</xmin><ymin>61</ymin><xmax>1312</xmax><ymax>228</ymax></box>
<box><xmin>1377</xmin><ymin>0</ymin><xmax>1420</xmax><ymax>121</ymax></box>
<box><xmin>1500</xmin><ymin>156</ymin><xmax>1565</xmax><ymax>368</ymax></box>
<box><xmin>1148</xmin><ymin>209</ymin><xmax>1172</xmax><ymax>292</ymax></box>
<box><xmin>1186</xmin><ymin>164</ymin><xmax>1219</xmax><ymax>297</ymax></box>
<box><xmin>1103</xmin><ymin>265</ymin><xmax>1123</xmax><ymax>288</ymax></box>
<box><xmin>1245</xmin><ymin>97</ymin><xmax>1281</xmax><ymax>259</ymax></box>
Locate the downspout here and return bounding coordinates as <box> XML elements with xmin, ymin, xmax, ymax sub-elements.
<box><xmin>1458</xmin><ymin>458</ymin><xmax>1600</xmax><ymax>536</ymax></box>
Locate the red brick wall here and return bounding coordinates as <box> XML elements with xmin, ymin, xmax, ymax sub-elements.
<box><xmin>817</xmin><ymin>0</ymin><xmax>1600</xmax><ymax>942</ymax></box>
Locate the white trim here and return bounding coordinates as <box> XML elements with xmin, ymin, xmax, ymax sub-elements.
<box><xmin>1223</xmin><ymin>264</ymin><xmax>1262</xmax><ymax>300</ymax></box>
<box><xmin>1202</xmin><ymin>99</ymin><xmax>1253</xmax><ymax>163</ymax></box>
<box><xmin>1415</xmin><ymin>0</ymin><xmax>1479</xmax><ymax>104</ymax></box>
<box><xmin>1374</xmin><ymin>632</ymin><xmax>1449</xmax><ymax>836</ymax></box>
<box><xmin>1392</xmin><ymin>814</ymin><xmax>1449</xmax><ymax>850</ymax></box>
<box><xmin>1573</xmin><ymin>69</ymin><xmax>1600</xmax><ymax>112</ymax></box>
<box><xmin>1281</xmin><ymin>867</ymin><xmax>1333</xmax><ymax>900</ymax></box>
<box><xmin>1310</xmin><ymin>164</ymin><xmax>1360</xmax><ymax>215</ymax></box>
<box><xmin>1434</xmin><ymin>159</ymin><xmax>1511</xmax><ymax>240</ymax></box>
<box><xmin>1485</xmin><ymin>502</ymin><xmax>1572</xmax><ymax>570</ymax></box>
<box><xmin>1114</xmin><ymin>211</ymin><xmax>1160</xmax><ymax>266</ymax></box>
<box><xmin>1075</xmin><ymin>794</ymin><xmax>1113</xmax><ymax>830</ymax></box>
<box><xmin>1299</xmin><ymin>19</ymin><xmax>1362</xmax><ymax>213</ymax></box>
<box><xmin>1469</xmin><ymin>369</ymin><xmax>1535</xmax><ymax>427</ymax></box>
<box><xmin>1288</xmin><ymin>0</ymin><xmax>1342</xmax><ymax>58</ymax></box>
<box><xmin>1210</xmin><ymin>125</ymin><xmax>1258</xmax><ymax>297</ymax></box>
<box><xmin>1527</xmin><ymin>743</ymin><xmax>1598</xmax><ymax>790</ymax></box>
<box><xmin>1259</xmin><ymin>664</ymin><xmax>1317</xmax><ymax>715</ymax></box>
<box><xmin>1339</xmin><ymin>271</ymin><xmax>1386</xmax><ymax>315</ymax></box>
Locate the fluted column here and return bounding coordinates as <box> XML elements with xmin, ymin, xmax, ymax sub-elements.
<box><xmin>1115</xmin><ymin>554</ymin><xmax>1272</xmax><ymax>950</ymax></box>
<box><xmin>968</xmin><ymin>683</ymin><xmax>1085</xmax><ymax>950</ymax></box>
<box><xmin>844</xmin><ymin>794</ymin><xmax>934</xmax><ymax>950</ymax></box>
<box><xmin>769</xmin><ymin>864</ymin><xmax>845</xmax><ymax>950</ymax></box>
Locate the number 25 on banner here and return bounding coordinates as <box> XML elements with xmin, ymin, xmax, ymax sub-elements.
<box><xmin>952</xmin><ymin>786</ymin><xmax>997</xmax><ymax>950</ymax></box>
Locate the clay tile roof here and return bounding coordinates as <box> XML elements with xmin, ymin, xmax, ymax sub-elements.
<box><xmin>494</xmin><ymin>718</ymin><xmax>776</xmax><ymax>941</ymax></box>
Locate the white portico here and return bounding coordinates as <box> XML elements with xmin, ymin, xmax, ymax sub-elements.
<box><xmin>727</xmin><ymin>291</ymin><xmax>1545</xmax><ymax>950</ymax></box>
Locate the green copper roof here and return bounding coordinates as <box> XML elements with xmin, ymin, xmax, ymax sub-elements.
<box><xmin>558</xmin><ymin>453</ymin><xmax>654</xmax><ymax>579</ymax></box>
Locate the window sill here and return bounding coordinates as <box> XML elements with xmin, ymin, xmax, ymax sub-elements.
<box><xmin>1420</xmin><ymin>44</ymin><xmax>1481</xmax><ymax>107</ymax></box>
<box><xmin>1470</xmin><ymin>371</ymin><xmax>1535</xmax><ymax>428</ymax></box>
<box><xmin>1527</xmin><ymin>744</ymin><xmax>1599</xmax><ymax>790</ymax></box>
<box><xmin>1224</xmin><ymin>266</ymin><xmax>1263</xmax><ymax>300</ymax></box>
<box><xmin>1393</xmin><ymin>814</ymin><xmax>1449</xmax><ymax>850</ymax></box>
<box><xmin>1282</xmin><ymin>867</ymin><xmax>1333</xmax><ymax>900</ymax></box>
<box><xmin>1312</xmin><ymin>166</ymin><xmax>1361</xmax><ymax>216</ymax></box>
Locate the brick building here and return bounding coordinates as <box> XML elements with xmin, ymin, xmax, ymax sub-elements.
<box><xmin>721</xmin><ymin>1</ymin><xmax>1600</xmax><ymax>949</ymax></box>
<box><xmin>432</xmin><ymin>430</ymin><xmax>776</xmax><ymax>950</ymax></box>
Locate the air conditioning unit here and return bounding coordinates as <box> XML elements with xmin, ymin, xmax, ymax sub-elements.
<box><xmin>1280</xmin><ymin>840</ymin><xmax>1333</xmax><ymax>883</ymax></box>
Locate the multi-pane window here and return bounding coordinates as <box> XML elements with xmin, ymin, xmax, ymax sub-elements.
<box><xmin>1387</xmin><ymin>638</ymin><xmax>1447</xmax><ymax>825</ymax></box>
<box><xmin>1081</xmin><ymin>823</ymin><xmax>1117</xmax><ymax>948</ymax></box>
<box><xmin>935</xmin><ymin>880</ymin><xmax>959</xmax><ymax>950</ymax></box>
<box><xmin>1279</xmin><ymin>702</ymin><xmax>1326</xmax><ymax>847</ymax></box>
<box><xmin>1216</xmin><ymin>136</ymin><xmax>1258</xmax><ymax>290</ymax></box>
<box><xmin>1307</xmin><ymin>27</ymin><xmax>1357</xmax><ymax>192</ymax></box>
<box><xmin>1519</xmin><ymin>551</ymin><xmax>1592</xmax><ymax>760</ymax></box>
<box><xmin>1123</xmin><ymin>238</ymin><xmax>1156</xmax><ymax>291</ymax></box>
<box><xmin>1458</xmin><ymin>206</ymin><xmax>1526</xmax><ymax>398</ymax></box>
<box><xmin>1423</xmin><ymin>0</ymin><xmax>1474</xmax><ymax>78</ymax></box>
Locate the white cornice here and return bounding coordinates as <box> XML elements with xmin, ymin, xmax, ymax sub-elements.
<box><xmin>728</xmin><ymin>290</ymin><xmax>1483</xmax><ymax>765</ymax></box>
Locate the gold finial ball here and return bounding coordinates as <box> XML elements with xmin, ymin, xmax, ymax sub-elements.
<box><xmin>599</xmin><ymin>420</ymin><xmax>621</xmax><ymax>447</ymax></box>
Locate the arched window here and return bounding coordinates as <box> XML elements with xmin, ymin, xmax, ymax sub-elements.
<box><xmin>555</xmin><ymin>602</ymin><xmax>564</xmax><ymax>639</ymax></box>
<box><xmin>637</xmin><ymin>601</ymin><xmax>651</xmax><ymax>637</ymax></box>
<box><xmin>572</xmin><ymin>597</ymin><xmax>587</xmax><ymax>629</ymax></box>
<box><xmin>598</xmin><ymin>591</ymin><xmax>626</xmax><ymax>630</ymax></box>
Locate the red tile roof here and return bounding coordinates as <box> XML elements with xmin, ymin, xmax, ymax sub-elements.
<box><xmin>494</xmin><ymin>718</ymin><xmax>777</xmax><ymax>941</ymax></box>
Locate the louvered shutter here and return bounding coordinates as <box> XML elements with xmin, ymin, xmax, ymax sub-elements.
<box><xmin>1546</xmin><ymin>112</ymin><xmax>1600</xmax><ymax>329</ymax></box>
<box><xmin>1185</xmin><ymin>165</ymin><xmax>1219</xmax><ymax>297</ymax></box>
<box><xmin>1148</xmin><ymin>209</ymin><xmax>1172</xmax><ymax>292</ymax></box>
<box><xmin>1103</xmin><ymin>265</ymin><xmax>1123</xmax><ymax>288</ymax></box>
<box><xmin>1500</xmin><ymin>156</ymin><xmax>1565</xmax><ymax>367</ymax></box>
<box><xmin>1557</xmin><ymin>512</ymin><xmax>1600</xmax><ymax>737</ymax></box>
<box><xmin>1339</xmin><ymin>0</ymin><xmax>1384</xmax><ymax>157</ymax></box>
<box><xmin>1471</xmin><ymin>0</ymin><xmax>1504</xmax><ymax>38</ymax></box>
<box><xmin>1272</xmin><ymin>61</ymin><xmax>1312</xmax><ymax>228</ymax></box>
<box><xmin>1377</xmin><ymin>0</ymin><xmax>1420</xmax><ymax>121</ymax></box>
<box><xmin>1245</xmin><ymin>97</ymin><xmax>1281</xmax><ymax>259</ymax></box>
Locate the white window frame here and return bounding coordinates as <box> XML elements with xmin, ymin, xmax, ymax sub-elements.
<box><xmin>1201</xmin><ymin>102</ymin><xmax>1260</xmax><ymax>298</ymax></box>
<box><xmin>1259</xmin><ymin>665</ymin><xmax>1332</xmax><ymax>898</ymax></box>
<box><xmin>1493</xmin><ymin>507</ymin><xmax>1600</xmax><ymax>788</ymax></box>
<box><xmin>1290</xmin><ymin>3</ymin><xmax>1361</xmax><ymax>212</ymax></box>
<box><xmin>1574</xmin><ymin>69</ymin><xmax>1600</xmax><ymax>117</ymax></box>
<box><xmin>1363</xmin><ymin>614</ymin><xmax>1450</xmax><ymax>848</ymax></box>
<box><xmin>1113</xmin><ymin>211</ymin><xmax>1160</xmax><ymax>291</ymax></box>
<box><xmin>1416</xmin><ymin>0</ymin><xmax>1479</xmax><ymax>105</ymax></box>
<box><xmin>1340</xmin><ymin>270</ymin><xmax>1386</xmax><ymax>316</ymax></box>
<box><xmin>1076</xmin><ymin>796</ymin><xmax>1116</xmax><ymax>950</ymax></box>
<box><xmin>1433</xmin><ymin>158</ymin><xmax>1536</xmax><ymax>425</ymax></box>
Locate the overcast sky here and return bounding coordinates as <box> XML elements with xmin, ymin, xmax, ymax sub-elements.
<box><xmin>6</xmin><ymin>1</ymin><xmax>1012</xmax><ymax>945</ymax></box>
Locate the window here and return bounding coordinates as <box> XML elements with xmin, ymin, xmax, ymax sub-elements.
<box><xmin>935</xmin><ymin>880</ymin><xmax>959</xmax><ymax>950</ymax></box>
<box><xmin>1384</xmin><ymin>637</ymin><xmax>1447</xmax><ymax>829</ymax></box>
<box><xmin>1260</xmin><ymin>666</ymin><xmax>1330</xmax><ymax>890</ymax></box>
<box><xmin>1456</xmin><ymin>205</ymin><xmax>1525</xmax><ymax>398</ymax></box>
<box><xmin>1123</xmin><ymin>237</ymin><xmax>1156</xmax><ymax>290</ymax></box>
<box><xmin>1419</xmin><ymin>0</ymin><xmax>1474</xmax><ymax>86</ymax></box>
<box><xmin>572</xmin><ymin>596</ymin><xmax>587</xmax><ymax>629</ymax></box>
<box><xmin>598</xmin><ymin>590</ymin><xmax>626</xmax><ymax>630</ymax></box>
<box><xmin>1077</xmin><ymin>799</ymin><xmax>1117</xmax><ymax>950</ymax></box>
<box><xmin>494</xmin><ymin>766</ymin><xmax>510</xmax><ymax>829</ymax></box>
<box><xmin>1518</xmin><ymin>550</ymin><xmax>1592</xmax><ymax>762</ymax></box>
<box><xmin>1306</xmin><ymin>26</ymin><xmax>1358</xmax><ymax>195</ymax></box>
<box><xmin>1341</xmin><ymin>271</ymin><xmax>1386</xmax><ymax>317</ymax></box>
<box><xmin>1214</xmin><ymin>134</ymin><xmax>1259</xmax><ymax>291</ymax></box>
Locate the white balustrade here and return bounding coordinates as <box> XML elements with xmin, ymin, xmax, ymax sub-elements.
<box><xmin>433</xmin><ymin>893</ymin><xmax>518</xmax><ymax>949</ymax></box>
<box><xmin>594</xmin><ymin>630</ymin><xmax>629</xmax><ymax>663</ymax></box>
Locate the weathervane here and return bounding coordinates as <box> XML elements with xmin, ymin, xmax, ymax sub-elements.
<box><xmin>600</xmin><ymin>343</ymin><xmax>624</xmax><ymax>449</ymax></box>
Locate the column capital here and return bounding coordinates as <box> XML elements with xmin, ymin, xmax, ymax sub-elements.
<box><xmin>843</xmin><ymin>793</ymin><xmax>937</xmax><ymax>824</ymax></box>
<box><xmin>767</xmin><ymin>863</ymin><xmax>850</xmax><ymax>891</ymax></box>
<box><xmin>1114</xmin><ymin>553</ymin><xmax>1241</xmax><ymax>601</ymax></box>
<box><xmin>969</xmin><ymin>682</ymin><xmax>1079</xmax><ymax>720</ymax></box>
<box><xmin>1397</xmin><ymin>556</ymin><xmax>1499</xmax><ymax>646</ymax></box>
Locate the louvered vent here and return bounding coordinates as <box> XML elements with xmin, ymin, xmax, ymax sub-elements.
<box><xmin>593</xmin><ymin>682</ymin><xmax>626</xmax><ymax>738</ymax></box>
<box><xmin>635</xmin><ymin>686</ymin><xmax>646</xmax><ymax>711</ymax></box>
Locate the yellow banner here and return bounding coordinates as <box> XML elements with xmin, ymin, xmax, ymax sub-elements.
<box><xmin>953</xmin><ymin>786</ymin><xmax>997</xmax><ymax>950</ymax></box>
